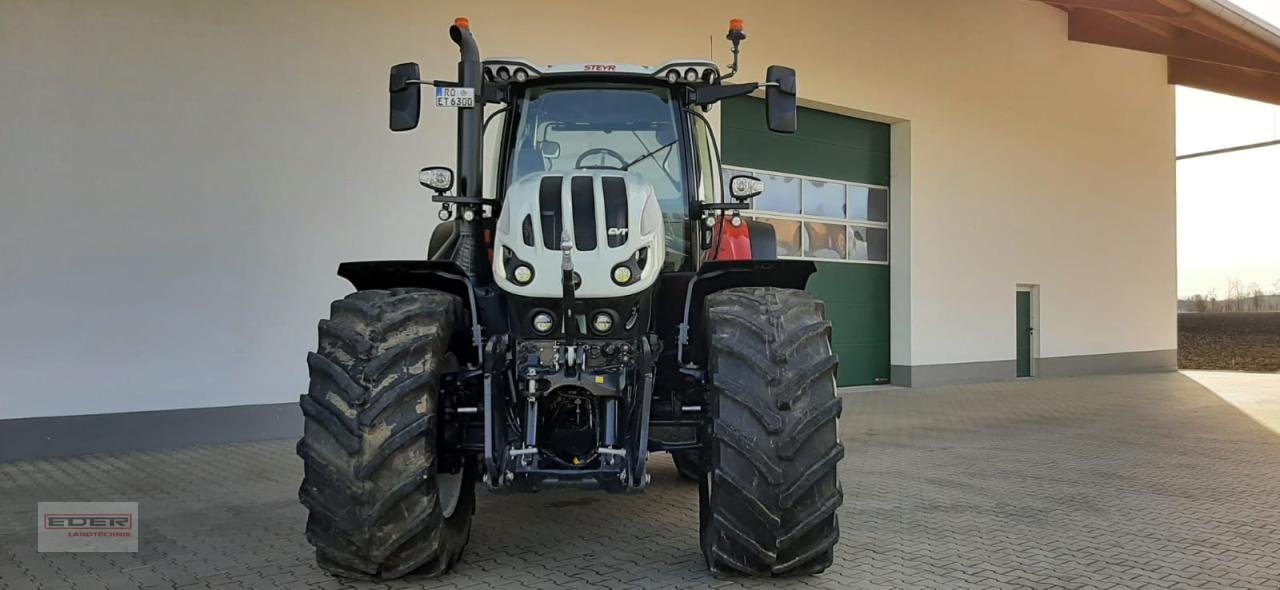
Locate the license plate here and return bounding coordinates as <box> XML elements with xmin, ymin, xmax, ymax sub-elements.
<box><xmin>435</xmin><ymin>87</ymin><xmax>475</xmax><ymax>108</ymax></box>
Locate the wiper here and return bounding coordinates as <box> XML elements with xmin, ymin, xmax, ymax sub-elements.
<box><xmin>623</xmin><ymin>140</ymin><xmax>678</xmax><ymax>171</ymax></box>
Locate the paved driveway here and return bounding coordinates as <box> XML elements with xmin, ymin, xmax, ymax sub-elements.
<box><xmin>3</xmin><ymin>372</ymin><xmax>1280</xmax><ymax>589</ymax></box>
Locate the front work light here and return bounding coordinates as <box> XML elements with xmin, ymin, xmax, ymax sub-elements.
<box><xmin>729</xmin><ymin>174</ymin><xmax>765</xmax><ymax>201</ymax></box>
<box><xmin>532</xmin><ymin>312</ymin><xmax>555</xmax><ymax>335</ymax></box>
<box><xmin>512</xmin><ymin>265</ymin><xmax>533</xmax><ymax>285</ymax></box>
<box><xmin>419</xmin><ymin>166</ymin><xmax>454</xmax><ymax>193</ymax></box>
<box><xmin>591</xmin><ymin>312</ymin><xmax>614</xmax><ymax>334</ymax></box>
<box><xmin>612</xmin><ymin>265</ymin><xmax>633</xmax><ymax>285</ymax></box>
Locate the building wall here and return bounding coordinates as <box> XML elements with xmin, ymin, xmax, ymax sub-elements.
<box><xmin>0</xmin><ymin>0</ymin><xmax>1175</xmax><ymax>421</ymax></box>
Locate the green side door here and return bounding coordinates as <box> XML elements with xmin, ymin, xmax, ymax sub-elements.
<box><xmin>720</xmin><ymin>97</ymin><xmax>891</xmax><ymax>386</ymax></box>
<box><xmin>1016</xmin><ymin>291</ymin><xmax>1032</xmax><ymax>377</ymax></box>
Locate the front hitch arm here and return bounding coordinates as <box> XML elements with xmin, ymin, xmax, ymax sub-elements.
<box><xmin>559</xmin><ymin>230</ymin><xmax>578</xmax><ymax>355</ymax></box>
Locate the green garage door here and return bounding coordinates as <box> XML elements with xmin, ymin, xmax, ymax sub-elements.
<box><xmin>720</xmin><ymin>97</ymin><xmax>891</xmax><ymax>386</ymax></box>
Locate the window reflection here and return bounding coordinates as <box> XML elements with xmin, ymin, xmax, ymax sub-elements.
<box><xmin>760</xmin><ymin>218</ymin><xmax>802</xmax><ymax>256</ymax></box>
<box><xmin>802</xmin><ymin>179</ymin><xmax>844</xmax><ymax>218</ymax></box>
<box><xmin>804</xmin><ymin>222</ymin><xmax>847</xmax><ymax>259</ymax></box>
<box><xmin>849</xmin><ymin>226</ymin><xmax>888</xmax><ymax>262</ymax></box>
<box><xmin>752</xmin><ymin>173</ymin><xmax>801</xmax><ymax>214</ymax></box>
<box><xmin>848</xmin><ymin>185</ymin><xmax>869</xmax><ymax>220</ymax></box>
<box><xmin>868</xmin><ymin>188</ymin><xmax>888</xmax><ymax>222</ymax></box>
<box><xmin>847</xmin><ymin>187</ymin><xmax>889</xmax><ymax>222</ymax></box>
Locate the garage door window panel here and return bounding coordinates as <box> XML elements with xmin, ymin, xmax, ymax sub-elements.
<box><xmin>849</xmin><ymin>225</ymin><xmax>888</xmax><ymax>262</ymax></box>
<box><xmin>804</xmin><ymin>221</ymin><xmax>847</xmax><ymax>259</ymax></box>
<box><xmin>724</xmin><ymin>164</ymin><xmax>888</xmax><ymax>265</ymax></box>
<box><xmin>802</xmin><ymin>179</ymin><xmax>846</xmax><ymax>218</ymax></box>
<box><xmin>750</xmin><ymin>172</ymin><xmax>801</xmax><ymax>214</ymax></box>
<box><xmin>848</xmin><ymin>186</ymin><xmax>889</xmax><ymax>223</ymax></box>
<box><xmin>759</xmin><ymin>217</ymin><xmax>803</xmax><ymax>257</ymax></box>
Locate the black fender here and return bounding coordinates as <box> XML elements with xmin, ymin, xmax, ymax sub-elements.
<box><xmin>744</xmin><ymin>219</ymin><xmax>778</xmax><ymax>260</ymax></box>
<box><xmin>339</xmin><ymin>260</ymin><xmax>471</xmax><ymax>297</ymax></box>
<box><xmin>337</xmin><ymin>260</ymin><xmax>484</xmax><ymax>360</ymax></box>
<box><xmin>676</xmin><ymin>259</ymin><xmax>816</xmax><ymax>367</ymax></box>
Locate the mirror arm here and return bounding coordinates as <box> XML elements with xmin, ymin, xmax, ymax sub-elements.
<box><xmin>690</xmin><ymin>82</ymin><xmax>760</xmax><ymax>106</ymax></box>
<box><xmin>701</xmin><ymin>201</ymin><xmax>749</xmax><ymax>212</ymax></box>
<box><xmin>393</xmin><ymin>79</ymin><xmax>458</xmax><ymax>93</ymax></box>
<box><xmin>403</xmin><ymin>79</ymin><xmax>460</xmax><ymax>87</ymax></box>
<box><xmin>402</xmin><ymin>78</ymin><xmax>505</xmax><ymax>103</ymax></box>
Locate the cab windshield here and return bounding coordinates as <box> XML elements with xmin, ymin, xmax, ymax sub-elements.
<box><xmin>506</xmin><ymin>84</ymin><xmax>689</xmax><ymax>268</ymax></box>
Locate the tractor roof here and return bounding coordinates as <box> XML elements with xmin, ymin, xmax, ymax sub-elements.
<box><xmin>483</xmin><ymin>58</ymin><xmax>721</xmax><ymax>85</ymax></box>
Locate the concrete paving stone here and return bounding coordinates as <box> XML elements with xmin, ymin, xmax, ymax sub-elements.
<box><xmin>4</xmin><ymin>373</ymin><xmax>1280</xmax><ymax>588</ymax></box>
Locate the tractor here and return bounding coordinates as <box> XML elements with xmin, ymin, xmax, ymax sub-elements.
<box><xmin>296</xmin><ymin>16</ymin><xmax>844</xmax><ymax>579</ymax></box>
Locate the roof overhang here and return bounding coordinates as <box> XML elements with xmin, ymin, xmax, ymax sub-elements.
<box><xmin>1033</xmin><ymin>0</ymin><xmax>1280</xmax><ymax>104</ymax></box>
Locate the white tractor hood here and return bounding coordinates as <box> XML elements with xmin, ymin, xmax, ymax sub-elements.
<box><xmin>493</xmin><ymin>170</ymin><xmax>665</xmax><ymax>299</ymax></box>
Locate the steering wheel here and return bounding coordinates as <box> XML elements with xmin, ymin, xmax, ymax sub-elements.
<box><xmin>575</xmin><ymin>147</ymin><xmax>628</xmax><ymax>170</ymax></box>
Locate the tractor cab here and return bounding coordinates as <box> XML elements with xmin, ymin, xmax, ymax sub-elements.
<box><xmin>390</xmin><ymin>18</ymin><xmax>796</xmax><ymax>277</ymax></box>
<box><xmin>490</xmin><ymin>62</ymin><xmax>708</xmax><ymax>276</ymax></box>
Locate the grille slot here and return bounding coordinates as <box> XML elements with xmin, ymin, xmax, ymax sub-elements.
<box><xmin>538</xmin><ymin>176</ymin><xmax>562</xmax><ymax>250</ymax></box>
<box><xmin>602</xmin><ymin>177</ymin><xmax>628</xmax><ymax>247</ymax></box>
<box><xmin>570</xmin><ymin>176</ymin><xmax>597</xmax><ymax>251</ymax></box>
<box><xmin>521</xmin><ymin>215</ymin><xmax>535</xmax><ymax>247</ymax></box>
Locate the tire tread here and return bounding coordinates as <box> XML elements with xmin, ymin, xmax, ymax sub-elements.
<box><xmin>701</xmin><ymin>286</ymin><xmax>843</xmax><ymax>577</ymax></box>
<box><xmin>297</xmin><ymin>288</ymin><xmax>471</xmax><ymax>579</ymax></box>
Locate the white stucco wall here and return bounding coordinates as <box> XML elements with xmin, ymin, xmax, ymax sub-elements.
<box><xmin>0</xmin><ymin>0</ymin><xmax>1175</xmax><ymax>419</ymax></box>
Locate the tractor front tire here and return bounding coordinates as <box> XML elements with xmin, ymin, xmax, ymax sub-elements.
<box><xmin>297</xmin><ymin>288</ymin><xmax>475</xmax><ymax>579</ymax></box>
<box><xmin>700</xmin><ymin>287</ymin><xmax>844</xmax><ymax>576</ymax></box>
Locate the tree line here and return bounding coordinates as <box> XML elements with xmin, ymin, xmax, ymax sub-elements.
<box><xmin>1182</xmin><ymin>278</ymin><xmax>1280</xmax><ymax>313</ymax></box>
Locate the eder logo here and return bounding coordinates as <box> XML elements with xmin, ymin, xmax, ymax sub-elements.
<box><xmin>38</xmin><ymin>502</ymin><xmax>138</xmax><ymax>552</ymax></box>
<box><xmin>44</xmin><ymin>514</ymin><xmax>132</xmax><ymax>529</ymax></box>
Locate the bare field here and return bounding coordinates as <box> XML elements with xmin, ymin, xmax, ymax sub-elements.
<box><xmin>1178</xmin><ymin>312</ymin><xmax>1280</xmax><ymax>372</ymax></box>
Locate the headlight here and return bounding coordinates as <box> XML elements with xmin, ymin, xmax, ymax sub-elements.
<box><xmin>513</xmin><ymin>67</ymin><xmax>528</xmax><ymax>82</ymax></box>
<box><xmin>684</xmin><ymin>68</ymin><xmax>699</xmax><ymax>82</ymax></box>
<box><xmin>665</xmin><ymin>69</ymin><xmax>680</xmax><ymax>84</ymax></box>
<box><xmin>591</xmin><ymin>312</ymin><xmax>614</xmax><ymax>334</ymax></box>
<box><xmin>512</xmin><ymin>265</ymin><xmax>533</xmax><ymax>285</ymax></box>
<box><xmin>612</xmin><ymin>265</ymin><xmax>633</xmax><ymax>285</ymax></box>
<box><xmin>532</xmin><ymin>312</ymin><xmax>555</xmax><ymax>335</ymax></box>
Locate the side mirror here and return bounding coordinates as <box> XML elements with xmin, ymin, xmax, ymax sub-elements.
<box><xmin>728</xmin><ymin>175</ymin><xmax>764</xmax><ymax>201</ymax></box>
<box><xmin>765</xmin><ymin>65</ymin><xmax>797</xmax><ymax>134</ymax></box>
<box><xmin>419</xmin><ymin>166</ymin><xmax>454</xmax><ymax>194</ymax></box>
<box><xmin>390</xmin><ymin>62</ymin><xmax>422</xmax><ymax>132</ymax></box>
<box><xmin>538</xmin><ymin>140</ymin><xmax>561</xmax><ymax>159</ymax></box>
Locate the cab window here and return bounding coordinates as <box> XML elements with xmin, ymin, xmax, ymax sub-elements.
<box><xmin>690</xmin><ymin>115</ymin><xmax>722</xmax><ymax>204</ymax></box>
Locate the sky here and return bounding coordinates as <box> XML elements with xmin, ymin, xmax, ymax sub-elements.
<box><xmin>1175</xmin><ymin>0</ymin><xmax>1280</xmax><ymax>298</ymax></box>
